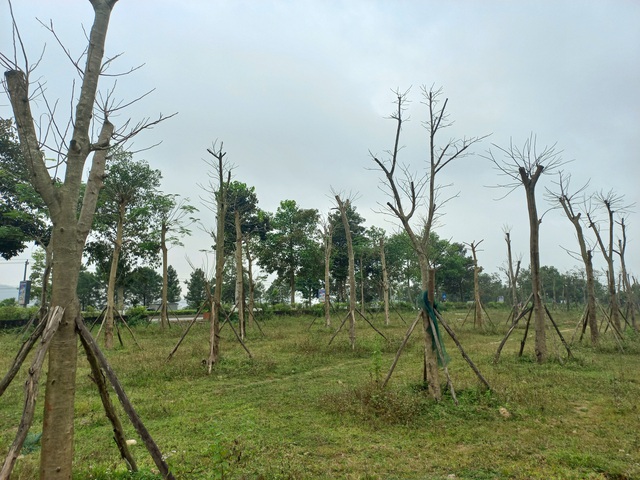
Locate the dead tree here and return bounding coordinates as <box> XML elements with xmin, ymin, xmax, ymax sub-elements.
<box><xmin>548</xmin><ymin>172</ymin><xmax>599</xmax><ymax>345</ymax></box>
<box><xmin>320</xmin><ymin>215</ymin><xmax>335</xmax><ymax>327</ymax></box>
<box><xmin>586</xmin><ymin>190</ymin><xmax>631</xmax><ymax>333</ymax></box>
<box><xmin>371</xmin><ymin>86</ymin><xmax>487</xmax><ymax>399</ymax></box>
<box><xmin>617</xmin><ymin>218</ymin><xmax>637</xmax><ymax>332</ymax></box>
<box><xmin>203</xmin><ymin>142</ymin><xmax>232</xmax><ymax>372</ymax></box>
<box><xmin>503</xmin><ymin>226</ymin><xmax>521</xmax><ymax>324</ymax></box>
<box><xmin>464</xmin><ymin>240</ymin><xmax>486</xmax><ymax>329</ymax></box>
<box><xmin>485</xmin><ymin>135</ymin><xmax>565</xmax><ymax>363</ymax></box>
<box><xmin>380</xmin><ymin>234</ymin><xmax>391</xmax><ymax>326</ymax></box>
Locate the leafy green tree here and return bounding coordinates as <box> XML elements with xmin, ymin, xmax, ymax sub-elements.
<box><xmin>185</xmin><ymin>268</ymin><xmax>208</xmax><ymax>309</ymax></box>
<box><xmin>258</xmin><ymin>200</ymin><xmax>319</xmax><ymax>305</ymax></box>
<box><xmin>127</xmin><ymin>266</ymin><xmax>162</xmax><ymax>307</ymax></box>
<box><xmin>0</xmin><ymin>118</ymin><xmax>49</xmax><ymax>259</ymax></box>
<box><xmin>77</xmin><ymin>269</ymin><xmax>104</xmax><ymax>311</ymax></box>
<box><xmin>167</xmin><ymin>265</ymin><xmax>181</xmax><ymax>304</ymax></box>
<box><xmin>431</xmin><ymin>237</ymin><xmax>474</xmax><ymax>302</ymax></box>
<box><xmin>86</xmin><ymin>150</ymin><xmax>162</xmax><ymax>348</ymax></box>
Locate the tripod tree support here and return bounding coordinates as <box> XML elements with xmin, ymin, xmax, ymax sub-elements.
<box><xmin>0</xmin><ymin>307</ymin><xmax>63</xmax><ymax>479</ymax></box>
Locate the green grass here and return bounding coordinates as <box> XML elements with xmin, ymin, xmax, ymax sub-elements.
<box><xmin>1</xmin><ymin>310</ymin><xmax>639</xmax><ymax>479</ymax></box>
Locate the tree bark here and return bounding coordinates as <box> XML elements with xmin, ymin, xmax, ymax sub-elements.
<box><xmin>105</xmin><ymin>209</ymin><xmax>124</xmax><ymax>350</ymax></box>
<box><xmin>323</xmin><ymin>225</ymin><xmax>333</xmax><ymax>327</ymax></box>
<box><xmin>336</xmin><ymin>196</ymin><xmax>357</xmax><ymax>349</ymax></box>
<box><xmin>160</xmin><ymin>222</ymin><xmax>169</xmax><ymax>329</ymax></box>
<box><xmin>245</xmin><ymin>241</ymin><xmax>255</xmax><ymax>328</ymax></box>
<box><xmin>521</xmin><ymin>166</ymin><xmax>546</xmax><ymax>362</ymax></box>
<box><xmin>470</xmin><ymin>242</ymin><xmax>484</xmax><ymax>329</ymax></box>
<box><xmin>235</xmin><ymin>211</ymin><xmax>245</xmax><ymax>339</ymax></box>
<box><xmin>380</xmin><ymin>236</ymin><xmax>390</xmax><ymax>326</ymax></box>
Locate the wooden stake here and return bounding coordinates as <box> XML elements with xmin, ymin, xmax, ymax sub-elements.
<box><xmin>76</xmin><ymin>317</ymin><xmax>176</xmax><ymax>480</ymax></box>
<box><xmin>0</xmin><ymin>307</ymin><xmax>63</xmax><ymax>480</ymax></box>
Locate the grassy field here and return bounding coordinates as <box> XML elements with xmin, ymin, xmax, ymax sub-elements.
<box><xmin>1</xmin><ymin>308</ymin><xmax>639</xmax><ymax>479</ymax></box>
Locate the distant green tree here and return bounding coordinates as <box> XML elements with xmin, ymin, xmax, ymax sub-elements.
<box><xmin>77</xmin><ymin>269</ymin><xmax>104</xmax><ymax>311</ymax></box>
<box><xmin>127</xmin><ymin>266</ymin><xmax>162</xmax><ymax>307</ymax></box>
<box><xmin>167</xmin><ymin>265</ymin><xmax>181</xmax><ymax>304</ymax></box>
<box><xmin>257</xmin><ymin>200</ymin><xmax>319</xmax><ymax>305</ymax></box>
<box><xmin>185</xmin><ymin>268</ymin><xmax>208</xmax><ymax>309</ymax></box>
<box><xmin>0</xmin><ymin>118</ymin><xmax>49</xmax><ymax>260</ymax></box>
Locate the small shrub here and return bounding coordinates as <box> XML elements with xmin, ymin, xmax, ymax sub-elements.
<box><xmin>124</xmin><ymin>306</ymin><xmax>149</xmax><ymax>326</ymax></box>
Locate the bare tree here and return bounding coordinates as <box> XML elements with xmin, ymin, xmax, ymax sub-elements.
<box><xmin>334</xmin><ymin>194</ymin><xmax>357</xmax><ymax>348</ymax></box>
<box><xmin>1</xmin><ymin>1</ymin><xmax>172</xmax><ymax>476</ymax></box>
<box><xmin>320</xmin><ymin>215</ymin><xmax>335</xmax><ymax>327</ymax></box>
<box><xmin>585</xmin><ymin>190</ymin><xmax>631</xmax><ymax>333</ymax></box>
<box><xmin>465</xmin><ymin>240</ymin><xmax>485</xmax><ymax>330</ymax></box>
<box><xmin>371</xmin><ymin>86</ymin><xmax>486</xmax><ymax>398</ymax></box>
<box><xmin>502</xmin><ymin>226</ymin><xmax>521</xmax><ymax>323</ymax></box>
<box><xmin>380</xmin><ymin>234</ymin><xmax>391</xmax><ymax>326</ymax></box>
<box><xmin>202</xmin><ymin>142</ymin><xmax>232</xmax><ymax>372</ymax></box>
<box><xmin>616</xmin><ymin>218</ymin><xmax>637</xmax><ymax>332</ymax></box>
<box><xmin>548</xmin><ymin>173</ymin><xmax>599</xmax><ymax>345</ymax></box>
<box><xmin>485</xmin><ymin>135</ymin><xmax>565</xmax><ymax>363</ymax></box>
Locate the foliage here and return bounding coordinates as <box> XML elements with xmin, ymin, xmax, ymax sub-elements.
<box><xmin>124</xmin><ymin>305</ymin><xmax>150</xmax><ymax>326</ymax></box>
<box><xmin>0</xmin><ymin>118</ymin><xmax>49</xmax><ymax>260</ymax></box>
<box><xmin>77</xmin><ymin>269</ymin><xmax>105</xmax><ymax>311</ymax></box>
<box><xmin>184</xmin><ymin>268</ymin><xmax>208</xmax><ymax>309</ymax></box>
<box><xmin>166</xmin><ymin>265</ymin><xmax>181</xmax><ymax>303</ymax></box>
<box><xmin>126</xmin><ymin>266</ymin><xmax>162</xmax><ymax>307</ymax></box>
<box><xmin>257</xmin><ymin>199</ymin><xmax>319</xmax><ymax>304</ymax></box>
<box><xmin>86</xmin><ymin>150</ymin><xmax>163</xmax><ymax>289</ymax></box>
<box><xmin>0</xmin><ymin>305</ymin><xmax>38</xmax><ymax>321</ymax></box>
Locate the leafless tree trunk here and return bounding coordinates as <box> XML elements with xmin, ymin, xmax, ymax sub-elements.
<box><xmin>371</xmin><ymin>87</ymin><xmax>486</xmax><ymax>397</ymax></box>
<box><xmin>551</xmin><ymin>173</ymin><xmax>599</xmax><ymax>345</ymax></box>
<box><xmin>335</xmin><ymin>195</ymin><xmax>357</xmax><ymax>349</ymax></box>
<box><xmin>586</xmin><ymin>190</ymin><xmax>629</xmax><ymax>333</ymax></box>
<box><xmin>485</xmin><ymin>136</ymin><xmax>565</xmax><ymax>363</ymax></box>
<box><xmin>245</xmin><ymin>240</ymin><xmax>256</xmax><ymax>329</ymax></box>
<box><xmin>380</xmin><ymin>235</ymin><xmax>390</xmax><ymax>326</ymax></box>
<box><xmin>617</xmin><ymin>218</ymin><xmax>637</xmax><ymax>332</ymax></box>
<box><xmin>205</xmin><ymin>143</ymin><xmax>231</xmax><ymax>372</ymax></box>
<box><xmin>321</xmin><ymin>218</ymin><xmax>334</xmax><ymax>327</ymax></box>
<box><xmin>467</xmin><ymin>240</ymin><xmax>485</xmax><ymax>329</ymax></box>
<box><xmin>235</xmin><ymin>210</ymin><xmax>245</xmax><ymax>339</ymax></box>
<box><xmin>159</xmin><ymin>222</ymin><xmax>170</xmax><ymax>329</ymax></box>
<box><xmin>3</xmin><ymin>2</ymin><xmax>171</xmax><ymax>475</ymax></box>
<box><xmin>503</xmin><ymin>227</ymin><xmax>521</xmax><ymax>321</ymax></box>
<box><xmin>104</xmin><ymin>206</ymin><xmax>125</xmax><ymax>349</ymax></box>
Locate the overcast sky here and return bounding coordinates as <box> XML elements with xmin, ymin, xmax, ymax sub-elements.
<box><xmin>1</xmin><ymin>0</ymin><xmax>639</xmax><ymax>297</ymax></box>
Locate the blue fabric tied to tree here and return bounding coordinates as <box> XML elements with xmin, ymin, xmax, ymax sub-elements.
<box><xmin>420</xmin><ymin>291</ymin><xmax>450</xmax><ymax>366</ymax></box>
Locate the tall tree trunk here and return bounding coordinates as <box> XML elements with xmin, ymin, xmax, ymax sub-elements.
<box><xmin>505</xmin><ymin>231</ymin><xmax>519</xmax><ymax>317</ymax></box>
<box><xmin>522</xmin><ymin>168</ymin><xmax>547</xmax><ymax>363</ymax></box>
<box><xmin>470</xmin><ymin>242</ymin><xmax>484</xmax><ymax>329</ymax></box>
<box><xmin>235</xmin><ymin>211</ymin><xmax>245</xmax><ymax>339</ymax></box>
<box><xmin>359</xmin><ymin>255</ymin><xmax>365</xmax><ymax>316</ymax></box>
<box><xmin>290</xmin><ymin>269</ymin><xmax>296</xmax><ymax>306</ymax></box>
<box><xmin>558</xmin><ymin>195</ymin><xmax>599</xmax><ymax>345</ymax></box>
<box><xmin>245</xmin><ymin>241</ymin><xmax>255</xmax><ymax>329</ymax></box>
<box><xmin>336</xmin><ymin>196</ymin><xmax>357</xmax><ymax>349</ymax></box>
<box><xmin>380</xmin><ymin>236</ymin><xmax>390</xmax><ymax>326</ymax></box>
<box><xmin>40</xmin><ymin>224</ymin><xmax>82</xmax><ymax>479</ymax></box>
<box><xmin>160</xmin><ymin>223</ymin><xmax>169</xmax><ymax>329</ymax></box>
<box><xmin>105</xmin><ymin>209</ymin><xmax>124</xmax><ymax>350</ymax></box>
<box><xmin>324</xmin><ymin>228</ymin><xmax>332</xmax><ymax>327</ymax></box>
